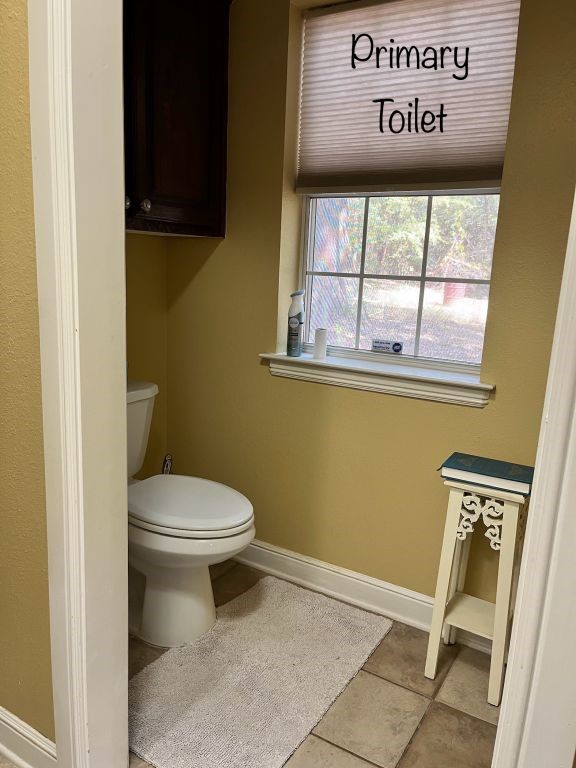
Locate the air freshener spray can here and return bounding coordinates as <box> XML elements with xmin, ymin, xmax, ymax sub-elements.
<box><xmin>287</xmin><ymin>289</ymin><xmax>305</xmax><ymax>357</ymax></box>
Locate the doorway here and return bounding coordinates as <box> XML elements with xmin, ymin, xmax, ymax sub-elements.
<box><xmin>27</xmin><ymin>1</ymin><xmax>576</xmax><ymax>767</ymax></box>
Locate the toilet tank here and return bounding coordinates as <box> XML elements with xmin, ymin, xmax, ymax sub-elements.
<box><xmin>127</xmin><ymin>380</ymin><xmax>159</xmax><ymax>478</ymax></box>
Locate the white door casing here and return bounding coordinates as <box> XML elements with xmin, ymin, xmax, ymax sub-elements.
<box><xmin>28</xmin><ymin>0</ymin><xmax>128</xmax><ymax>765</ymax></box>
<box><xmin>492</xmin><ymin>189</ymin><xmax>576</xmax><ymax>768</ymax></box>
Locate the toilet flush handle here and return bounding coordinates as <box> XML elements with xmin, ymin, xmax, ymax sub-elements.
<box><xmin>162</xmin><ymin>454</ymin><xmax>173</xmax><ymax>475</ymax></box>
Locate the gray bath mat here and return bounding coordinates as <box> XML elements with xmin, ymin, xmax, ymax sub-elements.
<box><xmin>129</xmin><ymin>576</ymin><xmax>392</xmax><ymax>768</ymax></box>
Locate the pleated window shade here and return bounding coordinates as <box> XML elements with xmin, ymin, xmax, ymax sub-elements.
<box><xmin>297</xmin><ymin>0</ymin><xmax>521</xmax><ymax>192</ymax></box>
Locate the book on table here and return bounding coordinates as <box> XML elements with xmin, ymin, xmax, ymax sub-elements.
<box><xmin>439</xmin><ymin>452</ymin><xmax>534</xmax><ymax>495</ymax></box>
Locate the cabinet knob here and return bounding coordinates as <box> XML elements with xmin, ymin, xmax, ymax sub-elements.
<box><xmin>140</xmin><ymin>198</ymin><xmax>152</xmax><ymax>213</ymax></box>
<box><xmin>125</xmin><ymin>196</ymin><xmax>131</xmax><ymax>210</ymax></box>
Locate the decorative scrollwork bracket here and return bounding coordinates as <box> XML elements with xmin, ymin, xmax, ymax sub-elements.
<box><xmin>456</xmin><ymin>493</ymin><xmax>505</xmax><ymax>550</ymax></box>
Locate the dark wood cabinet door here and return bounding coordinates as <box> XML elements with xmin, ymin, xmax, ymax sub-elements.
<box><xmin>124</xmin><ymin>0</ymin><xmax>229</xmax><ymax>237</ymax></box>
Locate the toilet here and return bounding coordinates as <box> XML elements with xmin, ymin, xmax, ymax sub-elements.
<box><xmin>127</xmin><ymin>380</ymin><xmax>255</xmax><ymax>647</ymax></box>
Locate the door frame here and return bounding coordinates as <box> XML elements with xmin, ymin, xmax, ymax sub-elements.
<box><xmin>27</xmin><ymin>0</ymin><xmax>576</xmax><ymax>766</ymax></box>
<box><xmin>491</xmin><ymin>191</ymin><xmax>576</xmax><ymax>768</ymax></box>
<box><xmin>27</xmin><ymin>0</ymin><xmax>128</xmax><ymax>765</ymax></box>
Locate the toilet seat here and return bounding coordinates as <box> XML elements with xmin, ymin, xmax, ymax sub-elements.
<box><xmin>128</xmin><ymin>514</ymin><xmax>254</xmax><ymax>539</ymax></box>
<box><xmin>128</xmin><ymin>473</ymin><xmax>254</xmax><ymax>539</ymax></box>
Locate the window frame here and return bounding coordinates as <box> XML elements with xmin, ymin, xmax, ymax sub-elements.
<box><xmin>299</xmin><ymin>188</ymin><xmax>500</xmax><ymax>374</ymax></box>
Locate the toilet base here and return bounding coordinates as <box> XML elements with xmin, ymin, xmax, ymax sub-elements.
<box><xmin>136</xmin><ymin>564</ymin><xmax>216</xmax><ymax>647</ymax></box>
<box><xmin>128</xmin><ymin>521</ymin><xmax>255</xmax><ymax>647</ymax></box>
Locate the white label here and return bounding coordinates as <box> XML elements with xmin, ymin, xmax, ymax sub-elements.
<box><xmin>372</xmin><ymin>339</ymin><xmax>403</xmax><ymax>354</ymax></box>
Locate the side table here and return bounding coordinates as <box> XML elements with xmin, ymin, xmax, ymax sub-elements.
<box><xmin>425</xmin><ymin>480</ymin><xmax>528</xmax><ymax>705</ymax></box>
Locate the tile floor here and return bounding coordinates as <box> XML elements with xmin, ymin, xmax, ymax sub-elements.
<box><xmin>0</xmin><ymin>563</ymin><xmax>497</xmax><ymax>768</ymax></box>
<box><xmin>128</xmin><ymin>562</ymin><xmax>499</xmax><ymax>768</ymax></box>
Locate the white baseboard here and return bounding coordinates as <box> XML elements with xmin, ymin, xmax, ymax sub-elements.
<box><xmin>236</xmin><ymin>539</ymin><xmax>492</xmax><ymax>655</ymax></box>
<box><xmin>458</xmin><ymin>629</ymin><xmax>493</xmax><ymax>655</ymax></box>
<box><xmin>0</xmin><ymin>707</ymin><xmax>56</xmax><ymax>768</ymax></box>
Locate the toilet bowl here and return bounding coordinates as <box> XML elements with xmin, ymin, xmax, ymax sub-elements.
<box><xmin>127</xmin><ymin>382</ymin><xmax>255</xmax><ymax>647</ymax></box>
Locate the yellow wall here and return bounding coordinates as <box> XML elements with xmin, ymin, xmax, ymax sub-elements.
<box><xmin>126</xmin><ymin>235</ymin><xmax>169</xmax><ymax>477</ymax></box>
<box><xmin>128</xmin><ymin>0</ymin><xmax>576</xmax><ymax>600</ymax></box>
<box><xmin>0</xmin><ymin>0</ymin><xmax>54</xmax><ymax>739</ymax></box>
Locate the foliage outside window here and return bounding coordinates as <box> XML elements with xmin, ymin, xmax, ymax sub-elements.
<box><xmin>304</xmin><ymin>194</ymin><xmax>499</xmax><ymax>365</ymax></box>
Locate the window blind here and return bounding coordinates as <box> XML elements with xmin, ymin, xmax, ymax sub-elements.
<box><xmin>297</xmin><ymin>0</ymin><xmax>521</xmax><ymax>192</ymax></box>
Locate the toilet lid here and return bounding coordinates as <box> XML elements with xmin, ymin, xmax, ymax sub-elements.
<box><xmin>128</xmin><ymin>474</ymin><xmax>253</xmax><ymax>532</ymax></box>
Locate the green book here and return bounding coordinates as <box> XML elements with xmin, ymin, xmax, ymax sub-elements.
<box><xmin>439</xmin><ymin>452</ymin><xmax>534</xmax><ymax>495</ymax></box>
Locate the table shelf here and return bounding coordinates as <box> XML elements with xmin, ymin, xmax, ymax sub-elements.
<box><xmin>444</xmin><ymin>592</ymin><xmax>495</xmax><ymax>640</ymax></box>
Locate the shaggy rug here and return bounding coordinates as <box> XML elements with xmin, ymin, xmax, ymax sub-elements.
<box><xmin>129</xmin><ymin>576</ymin><xmax>392</xmax><ymax>768</ymax></box>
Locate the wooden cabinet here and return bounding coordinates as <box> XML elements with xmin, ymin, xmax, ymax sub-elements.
<box><xmin>124</xmin><ymin>0</ymin><xmax>230</xmax><ymax>237</ymax></box>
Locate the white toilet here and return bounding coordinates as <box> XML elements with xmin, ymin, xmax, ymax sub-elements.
<box><xmin>127</xmin><ymin>380</ymin><xmax>255</xmax><ymax>648</ymax></box>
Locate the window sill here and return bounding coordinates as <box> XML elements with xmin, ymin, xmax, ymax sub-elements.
<box><xmin>259</xmin><ymin>352</ymin><xmax>494</xmax><ymax>407</ymax></box>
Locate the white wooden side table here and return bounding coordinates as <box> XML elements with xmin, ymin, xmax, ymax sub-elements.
<box><xmin>425</xmin><ymin>479</ymin><xmax>528</xmax><ymax>706</ymax></box>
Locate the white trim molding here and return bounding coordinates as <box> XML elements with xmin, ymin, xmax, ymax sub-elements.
<box><xmin>28</xmin><ymin>0</ymin><xmax>90</xmax><ymax>763</ymax></box>
<box><xmin>492</xmin><ymin>188</ymin><xmax>576</xmax><ymax>768</ymax></box>
<box><xmin>0</xmin><ymin>707</ymin><xmax>57</xmax><ymax>768</ymax></box>
<box><xmin>28</xmin><ymin>0</ymin><xmax>128</xmax><ymax>765</ymax></box>
<box><xmin>260</xmin><ymin>352</ymin><xmax>494</xmax><ymax>407</ymax></box>
<box><xmin>235</xmin><ymin>539</ymin><xmax>492</xmax><ymax>654</ymax></box>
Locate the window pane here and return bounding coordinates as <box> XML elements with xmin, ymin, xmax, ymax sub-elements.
<box><xmin>365</xmin><ymin>196</ymin><xmax>428</xmax><ymax>276</ymax></box>
<box><xmin>308</xmin><ymin>275</ymin><xmax>359</xmax><ymax>348</ymax></box>
<box><xmin>419</xmin><ymin>282</ymin><xmax>490</xmax><ymax>364</ymax></box>
<box><xmin>426</xmin><ymin>195</ymin><xmax>499</xmax><ymax>280</ymax></box>
<box><xmin>359</xmin><ymin>279</ymin><xmax>420</xmax><ymax>355</ymax></box>
<box><xmin>311</xmin><ymin>198</ymin><xmax>365</xmax><ymax>274</ymax></box>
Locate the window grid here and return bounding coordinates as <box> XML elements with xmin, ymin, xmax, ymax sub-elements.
<box><xmin>303</xmin><ymin>195</ymin><xmax>493</xmax><ymax>364</ymax></box>
<box><xmin>353</xmin><ymin>197</ymin><xmax>370</xmax><ymax>349</ymax></box>
<box><xmin>413</xmin><ymin>196</ymin><xmax>434</xmax><ymax>357</ymax></box>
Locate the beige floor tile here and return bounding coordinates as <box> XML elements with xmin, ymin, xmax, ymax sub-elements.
<box><xmin>129</xmin><ymin>635</ymin><xmax>168</xmax><ymax>679</ymax></box>
<box><xmin>313</xmin><ymin>670</ymin><xmax>429</xmax><ymax>768</ymax></box>
<box><xmin>212</xmin><ymin>564</ymin><xmax>265</xmax><ymax>607</ymax></box>
<box><xmin>436</xmin><ymin>647</ymin><xmax>499</xmax><ymax>725</ymax></box>
<box><xmin>364</xmin><ymin>622</ymin><xmax>459</xmax><ymax>697</ymax></box>
<box><xmin>397</xmin><ymin>701</ymin><xmax>496</xmax><ymax>768</ymax></box>
<box><xmin>129</xmin><ymin>753</ymin><xmax>152</xmax><ymax>767</ymax></box>
<box><xmin>209</xmin><ymin>559</ymin><xmax>237</xmax><ymax>581</ymax></box>
<box><xmin>285</xmin><ymin>735</ymin><xmax>374</xmax><ymax>767</ymax></box>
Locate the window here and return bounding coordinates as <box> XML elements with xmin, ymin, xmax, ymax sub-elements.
<box><xmin>303</xmin><ymin>193</ymin><xmax>499</xmax><ymax>366</ymax></box>
<box><xmin>261</xmin><ymin>0</ymin><xmax>519</xmax><ymax>404</ymax></box>
<box><xmin>294</xmin><ymin>0</ymin><xmax>519</xmax><ymax>371</ymax></box>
